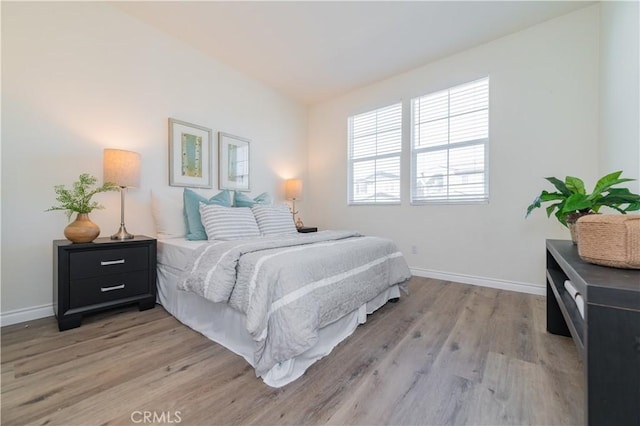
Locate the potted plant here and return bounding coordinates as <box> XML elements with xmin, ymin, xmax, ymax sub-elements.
<box><xmin>47</xmin><ymin>173</ymin><xmax>118</xmax><ymax>243</ymax></box>
<box><xmin>526</xmin><ymin>171</ymin><xmax>640</xmax><ymax>243</ymax></box>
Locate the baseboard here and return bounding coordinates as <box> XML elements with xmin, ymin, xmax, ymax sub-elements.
<box><xmin>1</xmin><ymin>303</ymin><xmax>55</xmax><ymax>327</ymax></box>
<box><xmin>410</xmin><ymin>267</ymin><xmax>546</xmax><ymax>296</ymax></box>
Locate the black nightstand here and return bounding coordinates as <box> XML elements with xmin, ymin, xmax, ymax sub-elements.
<box><xmin>53</xmin><ymin>236</ymin><xmax>157</xmax><ymax>331</ymax></box>
<box><xmin>297</xmin><ymin>227</ymin><xmax>317</xmax><ymax>233</ymax></box>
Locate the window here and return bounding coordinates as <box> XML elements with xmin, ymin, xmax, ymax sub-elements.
<box><xmin>411</xmin><ymin>77</ymin><xmax>489</xmax><ymax>204</ymax></box>
<box><xmin>348</xmin><ymin>103</ymin><xmax>402</xmax><ymax>204</ymax></box>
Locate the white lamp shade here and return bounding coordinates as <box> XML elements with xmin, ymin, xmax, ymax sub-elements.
<box><xmin>285</xmin><ymin>179</ymin><xmax>303</xmax><ymax>200</ymax></box>
<box><xmin>103</xmin><ymin>149</ymin><xmax>141</xmax><ymax>187</ymax></box>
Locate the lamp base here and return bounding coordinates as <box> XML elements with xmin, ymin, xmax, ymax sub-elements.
<box><xmin>111</xmin><ymin>225</ymin><xmax>134</xmax><ymax>240</ymax></box>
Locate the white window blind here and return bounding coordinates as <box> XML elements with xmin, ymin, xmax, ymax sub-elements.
<box><xmin>411</xmin><ymin>77</ymin><xmax>489</xmax><ymax>204</ymax></box>
<box><xmin>348</xmin><ymin>103</ymin><xmax>402</xmax><ymax>204</ymax></box>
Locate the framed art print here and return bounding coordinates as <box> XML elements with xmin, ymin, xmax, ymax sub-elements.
<box><xmin>219</xmin><ymin>132</ymin><xmax>250</xmax><ymax>191</ymax></box>
<box><xmin>168</xmin><ymin>118</ymin><xmax>213</xmax><ymax>188</ymax></box>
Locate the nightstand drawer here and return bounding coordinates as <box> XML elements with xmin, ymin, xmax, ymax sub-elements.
<box><xmin>69</xmin><ymin>247</ymin><xmax>148</xmax><ymax>279</ymax></box>
<box><xmin>69</xmin><ymin>270</ymin><xmax>150</xmax><ymax>308</ymax></box>
<box><xmin>297</xmin><ymin>227</ymin><xmax>317</xmax><ymax>233</ymax></box>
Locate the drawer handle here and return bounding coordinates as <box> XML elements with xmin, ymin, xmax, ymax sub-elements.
<box><xmin>101</xmin><ymin>284</ymin><xmax>125</xmax><ymax>292</ymax></box>
<box><xmin>100</xmin><ymin>259</ymin><xmax>125</xmax><ymax>266</ymax></box>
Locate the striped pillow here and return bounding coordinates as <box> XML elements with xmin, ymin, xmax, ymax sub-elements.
<box><xmin>252</xmin><ymin>204</ymin><xmax>297</xmax><ymax>236</ymax></box>
<box><xmin>184</xmin><ymin>188</ymin><xmax>232</xmax><ymax>240</ymax></box>
<box><xmin>199</xmin><ymin>203</ymin><xmax>260</xmax><ymax>240</ymax></box>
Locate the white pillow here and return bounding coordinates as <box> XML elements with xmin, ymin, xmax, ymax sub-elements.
<box><xmin>199</xmin><ymin>203</ymin><xmax>260</xmax><ymax>240</ymax></box>
<box><xmin>150</xmin><ymin>190</ymin><xmax>186</xmax><ymax>239</ymax></box>
<box><xmin>251</xmin><ymin>204</ymin><xmax>297</xmax><ymax>236</ymax></box>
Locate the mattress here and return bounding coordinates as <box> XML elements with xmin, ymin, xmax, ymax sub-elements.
<box><xmin>157</xmin><ymin>237</ymin><xmax>205</xmax><ymax>271</ymax></box>
<box><xmin>156</xmin><ymin>237</ymin><xmax>401</xmax><ymax>387</ymax></box>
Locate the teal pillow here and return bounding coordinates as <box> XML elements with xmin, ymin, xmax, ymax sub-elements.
<box><xmin>183</xmin><ymin>188</ymin><xmax>232</xmax><ymax>240</ymax></box>
<box><xmin>233</xmin><ymin>191</ymin><xmax>272</xmax><ymax>207</ymax></box>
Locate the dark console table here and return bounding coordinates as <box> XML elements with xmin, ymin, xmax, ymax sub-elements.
<box><xmin>546</xmin><ymin>239</ymin><xmax>639</xmax><ymax>426</ymax></box>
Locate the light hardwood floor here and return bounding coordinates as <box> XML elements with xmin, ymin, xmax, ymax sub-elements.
<box><xmin>1</xmin><ymin>277</ymin><xmax>584</xmax><ymax>425</ymax></box>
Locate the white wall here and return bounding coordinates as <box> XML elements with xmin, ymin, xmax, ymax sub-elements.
<box><xmin>307</xmin><ymin>6</ymin><xmax>601</xmax><ymax>292</ymax></box>
<box><xmin>599</xmin><ymin>1</ymin><xmax>640</xmax><ymax>193</ymax></box>
<box><xmin>1</xmin><ymin>2</ymin><xmax>308</xmax><ymax>321</ymax></box>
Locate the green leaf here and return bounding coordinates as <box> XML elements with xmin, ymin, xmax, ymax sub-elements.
<box><xmin>624</xmin><ymin>202</ymin><xmax>640</xmax><ymax>212</ymax></box>
<box><xmin>539</xmin><ymin>191</ymin><xmax>565</xmax><ymax>201</ymax></box>
<box><xmin>46</xmin><ymin>173</ymin><xmax>117</xmax><ymax>217</ymax></box>
<box><xmin>526</xmin><ymin>190</ymin><xmax>568</xmax><ymax>217</ymax></box>
<box><xmin>562</xmin><ymin>193</ymin><xmax>592</xmax><ymax>213</ymax></box>
<box><xmin>544</xmin><ymin>177</ymin><xmax>571</xmax><ymax>196</ymax></box>
<box><xmin>554</xmin><ymin>209</ymin><xmax>568</xmax><ymax>227</ymax></box>
<box><xmin>596</xmin><ymin>193</ymin><xmax>640</xmax><ymax>209</ymax></box>
<box><xmin>590</xmin><ymin>171</ymin><xmax>636</xmax><ymax>197</ymax></box>
<box><xmin>604</xmin><ymin>187</ymin><xmax>640</xmax><ymax>201</ymax></box>
<box><xmin>565</xmin><ymin>176</ymin><xmax>585</xmax><ymax>195</ymax></box>
<box><xmin>546</xmin><ymin>203</ymin><xmax>560</xmax><ymax>218</ymax></box>
<box><xmin>525</xmin><ymin>196</ymin><xmax>541</xmax><ymax>217</ymax></box>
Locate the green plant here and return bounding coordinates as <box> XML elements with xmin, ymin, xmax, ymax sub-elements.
<box><xmin>526</xmin><ymin>171</ymin><xmax>640</xmax><ymax>226</ymax></box>
<box><xmin>46</xmin><ymin>173</ymin><xmax>118</xmax><ymax>220</ymax></box>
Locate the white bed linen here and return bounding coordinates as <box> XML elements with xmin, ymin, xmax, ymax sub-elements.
<box><xmin>157</xmin><ymin>237</ymin><xmax>400</xmax><ymax>387</ymax></box>
<box><xmin>157</xmin><ymin>237</ymin><xmax>206</xmax><ymax>271</ymax></box>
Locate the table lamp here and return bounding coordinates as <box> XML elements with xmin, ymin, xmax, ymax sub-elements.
<box><xmin>103</xmin><ymin>149</ymin><xmax>141</xmax><ymax>240</ymax></box>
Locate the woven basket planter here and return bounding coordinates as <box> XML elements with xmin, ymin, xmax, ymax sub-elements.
<box><xmin>576</xmin><ymin>214</ymin><xmax>640</xmax><ymax>269</ymax></box>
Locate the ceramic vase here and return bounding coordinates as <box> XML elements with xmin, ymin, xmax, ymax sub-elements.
<box><xmin>64</xmin><ymin>213</ymin><xmax>100</xmax><ymax>243</ymax></box>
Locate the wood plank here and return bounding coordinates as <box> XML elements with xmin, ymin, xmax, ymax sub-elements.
<box><xmin>30</xmin><ymin>344</ymin><xmax>231</xmax><ymax>426</ymax></box>
<box><xmin>2</xmin><ymin>322</ymin><xmax>209</xmax><ymax>424</ymax></box>
<box><xmin>325</xmin><ymin>280</ymin><xmax>470</xmax><ymax>425</ymax></box>
<box><xmin>1</xmin><ymin>316</ymin><xmax>180</xmax><ymax>394</ymax></box>
<box><xmin>486</xmin><ymin>291</ymin><xmax>537</xmax><ymax>364</ymax></box>
<box><xmin>467</xmin><ymin>351</ymin><xmax>583</xmax><ymax>425</ymax></box>
<box><xmin>230</xmin><ymin>277</ymin><xmax>448</xmax><ymax>426</ymax></box>
<box><xmin>1</xmin><ymin>305</ymin><xmax>168</xmax><ymax>363</ymax></box>
<box><xmin>10</xmin><ymin>315</ymin><xmax>181</xmax><ymax>379</ymax></box>
<box><xmin>429</xmin><ymin>284</ymin><xmax>500</xmax><ymax>382</ymax></box>
<box><xmin>531</xmin><ymin>294</ymin><xmax>585</xmax><ymax>374</ymax></box>
<box><xmin>381</xmin><ymin>284</ymin><xmax>499</xmax><ymax>425</ymax></box>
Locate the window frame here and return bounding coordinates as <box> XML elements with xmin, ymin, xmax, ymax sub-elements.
<box><xmin>410</xmin><ymin>77</ymin><xmax>490</xmax><ymax>205</ymax></box>
<box><xmin>347</xmin><ymin>102</ymin><xmax>403</xmax><ymax>206</ymax></box>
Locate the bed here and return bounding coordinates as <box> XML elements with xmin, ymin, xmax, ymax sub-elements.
<box><xmin>152</xmin><ymin>191</ymin><xmax>412</xmax><ymax>387</ymax></box>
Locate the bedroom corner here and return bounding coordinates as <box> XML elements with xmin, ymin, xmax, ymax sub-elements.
<box><xmin>0</xmin><ymin>2</ymin><xmax>308</xmax><ymax>324</ymax></box>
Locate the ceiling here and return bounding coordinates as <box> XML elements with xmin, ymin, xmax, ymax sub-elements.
<box><xmin>115</xmin><ymin>1</ymin><xmax>594</xmax><ymax>105</ymax></box>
